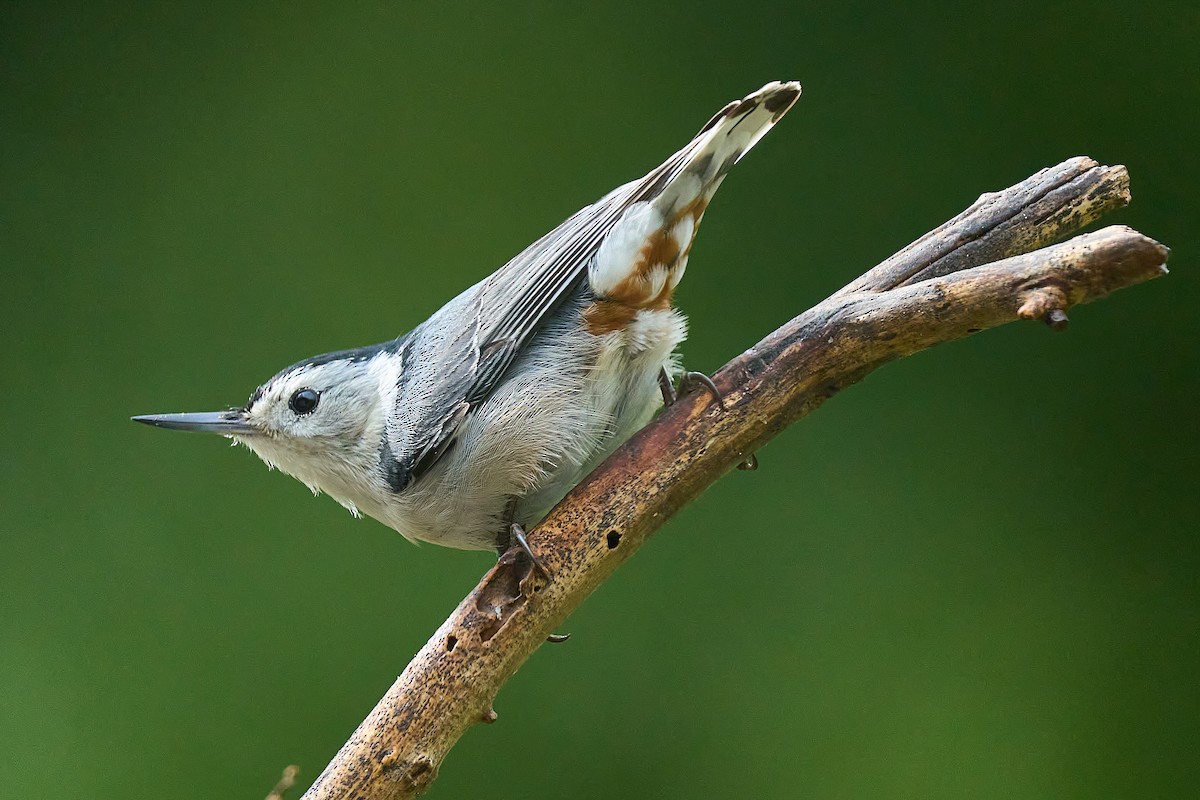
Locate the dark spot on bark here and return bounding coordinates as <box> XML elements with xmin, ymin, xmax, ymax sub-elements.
<box><xmin>445</xmin><ymin>635</ymin><xmax>458</xmax><ymax>652</ymax></box>
<box><xmin>967</xmin><ymin>327</ymin><xmax>982</xmax><ymax>333</ymax></box>
<box><xmin>606</xmin><ymin>530</ymin><xmax>622</xmax><ymax>549</ymax></box>
<box><xmin>399</xmin><ymin>758</ymin><xmax>436</xmax><ymax>791</ymax></box>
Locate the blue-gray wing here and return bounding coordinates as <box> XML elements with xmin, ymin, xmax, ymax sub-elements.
<box><xmin>381</xmin><ymin>180</ymin><xmax>660</xmax><ymax>489</ymax></box>
<box><xmin>379</xmin><ymin>190</ymin><xmax>632</xmax><ymax>488</ymax></box>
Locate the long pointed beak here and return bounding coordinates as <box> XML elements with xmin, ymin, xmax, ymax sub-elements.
<box><xmin>131</xmin><ymin>410</ymin><xmax>257</xmax><ymax>435</ymax></box>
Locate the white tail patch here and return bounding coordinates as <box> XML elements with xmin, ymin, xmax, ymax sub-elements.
<box><xmin>590</xmin><ymin>201</ymin><xmax>662</xmax><ymax>298</ymax></box>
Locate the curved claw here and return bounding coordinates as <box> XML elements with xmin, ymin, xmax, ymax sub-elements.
<box><xmin>678</xmin><ymin>371</ymin><xmax>726</xmax><ymax>410</ymax></box>
<box><xmin>660</xmin><ymin>367</ymin><xmax>727</xmax><ymax>411</ymax></box>
<box><xmin>509</xmin><ymin>523</ymin><xmax>551</xmax><ymax>582</ymax></box>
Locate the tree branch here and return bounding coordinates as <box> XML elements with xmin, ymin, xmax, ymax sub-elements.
<box><xmin>298</xmin><ymin>157</ymin><xmax>1167</xmax><ymax>799</ymax></box>
<box><xmin>836</xmin><ymin>156</ymin><xmax>1130</xmax><ymax>294</ymax></box>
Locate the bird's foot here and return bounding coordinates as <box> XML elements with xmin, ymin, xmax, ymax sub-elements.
<box><xmin>508</xmin><ymin>522</ymin><xmax>551</xmax><ymax>582</ymax></box>
<box><xmin>506</xmin><ymin>523</ymin><xmax>570</xmax><ymax>643</ymax></box>
<box><xmin>659</xmin><ymin>367</ymin><xmax>726</xmax><ymax>410</ymax></box>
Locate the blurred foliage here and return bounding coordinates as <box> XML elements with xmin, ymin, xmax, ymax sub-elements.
<box><xmin>1</xmin><ymin>3</ymin><xmax>1196</xmax><ymax>799</ymax></box>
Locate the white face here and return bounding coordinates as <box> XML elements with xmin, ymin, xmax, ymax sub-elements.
<box><xmin>245</xmin><ymin>360</ymin><xmax>376</xmax><ymax>443</ymax></box>
<box><xmin>233</xmin><ymin>354</ymin><xmax>397</xmax><ymax>511</ymax></box>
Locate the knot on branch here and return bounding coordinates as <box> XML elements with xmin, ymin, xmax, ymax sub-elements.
<box><xmin>379</xmin><ymin>751</ymin><xmax>437</xmax><ymax>793</ymax></box>
<box><xmin>1017</xmin><ymin>283</ymin><xmax>1071</xmax><ymax>330</ymax></box>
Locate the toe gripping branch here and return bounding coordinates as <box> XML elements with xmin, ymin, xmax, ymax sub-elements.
<box><xmin>659</xmin><ymin>367</ymin><xmax>726</xmax><ymax>410</ymax></box>
<box><xmin>659</xmin><ymin>367</ymin><xmax>755</xmax><ymax>469</ymax></box>
<box><xmin>504</xmin><ymin>523</ymin><xmax>569</xmax><ymax>643</ymax></box>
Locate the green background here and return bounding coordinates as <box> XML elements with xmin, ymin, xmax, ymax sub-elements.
<box><xmin>3</xmin><ymin>4</ymin><xmax>1196</xmax><ymax>798</ymax></box>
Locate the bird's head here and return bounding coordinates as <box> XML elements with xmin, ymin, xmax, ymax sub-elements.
<box><xmin>134</xmin><ymin>344</ymin><xmax>400</xmax><ymax>512</ymax></box>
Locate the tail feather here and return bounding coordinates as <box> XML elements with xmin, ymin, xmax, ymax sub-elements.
<box><xmin>692</xmin><ymin>81</ymin><xmax>801</xmax><ymax>177</ymax></box>
<box><xmin>587</xmin><ymin>81</ymin><xmax>800</xmax><ymax>318</ymax></box>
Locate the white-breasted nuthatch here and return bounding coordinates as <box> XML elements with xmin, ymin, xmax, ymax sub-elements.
<box><xmin>134</xmin><ymin>81</ymin><xmax>801</xmax><ymax>569</ymax></box>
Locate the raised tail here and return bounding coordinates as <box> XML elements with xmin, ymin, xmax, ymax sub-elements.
<box><xmin>587</xmin><ymin>81</ymin><xmax>801</xmax><ymax>315</ymax></box>
<box><xmin>659</xmin><ymin>80</ymin><xmax>802</xmax><ymax>210</ymax></box>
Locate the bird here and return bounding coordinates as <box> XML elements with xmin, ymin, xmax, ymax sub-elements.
<box><xmin>134</xmin><ymin>80</ymin><xmax>801</xmax><ymax>571</ymax></box>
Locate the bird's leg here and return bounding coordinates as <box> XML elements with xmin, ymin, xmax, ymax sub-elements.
<box><xmin>497</xmin><ymin>502</ymin><xmax>569</xmax><ymax>642</ymax></box>
<box><xmin>507</xmin><ymin>522</ymin><xmax>551</xmax><ymax>582</ymax></box>
<box><xmin>660</xmin><ymin>366</ymin><xmax>754</xmax><ymax>467</ymax></box>
<box><xmin>498</xmin><ymin>500</ymin><xmax>551</xmax><ymax>582</ymax></box>
<box><xmin>658</xmin><ymin>367</ymin><xmax>678</xmax><ymax>406</ymax></box>
<box><xmin>513</xmin><ymin>523</ymin><xmax>570</xmax><ymax>642</ymax></box>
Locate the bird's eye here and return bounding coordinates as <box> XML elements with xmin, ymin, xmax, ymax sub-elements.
<box><xmin>288</xmin><ymin>388</ymin><xmax>320</xmax><ymax>415</ymax></box>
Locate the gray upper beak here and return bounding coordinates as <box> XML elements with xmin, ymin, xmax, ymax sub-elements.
<box><xmin>131</xmin><ymin>410</ymin><xmax>257</xmax><ymax>435</ymax></box>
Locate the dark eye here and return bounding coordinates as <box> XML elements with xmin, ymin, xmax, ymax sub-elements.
<box><xmin>288</xmin><ymin>388</ymin><xmax>320</xmax><ymax>415</ymax></box>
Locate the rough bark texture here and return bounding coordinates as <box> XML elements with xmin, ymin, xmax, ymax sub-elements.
<box><xmin>836</xmin><ymin>156</ymin><xmax>1130</xmax><ymax>294</ymax></box>
<box><xmin>299</xmin><ymin>158</ymin><xmax>1166</xmax><ymax>800</ymax></box>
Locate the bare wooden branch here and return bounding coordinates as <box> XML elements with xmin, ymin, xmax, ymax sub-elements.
<box><xmin>837</xmin><ymin>156</ymin><xmax>1130</xmax><ymax>294</ymax></box>
<box><xmin>298</xmin><ymin>159</ymin><xmax>1166</xmax><ymax>800</ymax></box>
